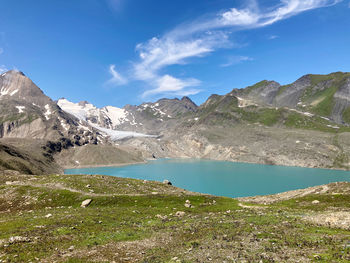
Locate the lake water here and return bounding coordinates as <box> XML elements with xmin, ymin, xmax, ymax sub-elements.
<box><xmin>64</xmin><ymin>159</ymin><xmax>350</xmax><ymax>198</ymax></box>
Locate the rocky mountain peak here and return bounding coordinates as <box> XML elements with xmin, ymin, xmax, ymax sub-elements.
<box><xmin>0</xmin><ymin>70</ymin><xmax>52</xmax><ymax>106</ymax></box>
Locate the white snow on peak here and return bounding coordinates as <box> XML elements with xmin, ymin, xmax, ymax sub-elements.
<box><xmin>58</xmin><ymin>98</ymin><xmax>154</xmax><ymax>141</ymax></box>
<box><xmin>58</xmin><ymin>98</ymin><xmax>129</xmax><ymax>128</ymax></box>
<box><xmin>44</xmin><ymin>104</ymin><xmax>52</xmax><ymax>120</ymax></box>
<box><xmin>16</xmin><ymin>106</ymin><xmax>25</xmax><ymax>113</ymax></box>
<box><xmin>101</xmin><ymin>106</ymin><xmax>127</xmax><ymax>127</ymax></box>
<box><xmin>58</xmin><ymin>99</ymin><xmax>93</xmax><ymax>121</ymax></box>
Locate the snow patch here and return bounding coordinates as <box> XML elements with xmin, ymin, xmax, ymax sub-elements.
<box><xmin>0</xmin><ymin>86</ymin><xmax>10</xmax><ymax>97</ymax></box>
<box><xmin>10</xmin><ymin>89</ymin><xmax>18</xmax><ymax>96</ymax></box>
<box><xmin>16</xmin><ymin>106</ymin><xmax>25</xmax><ymax>113</ymax></box>
<box><xmin>44</xmin><ymin>104</ymin><xmax>52</xmax><ymax>120</ymax></box>
<box><xmin>59</xmin><ymin>118</ymin><xmax>69</xmax><ymax>131</ymax></box>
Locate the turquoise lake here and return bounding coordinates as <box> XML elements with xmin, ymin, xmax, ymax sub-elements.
<box><xmin>64</xmin><ymin>159</ymin><xmax>350</xmax><ymax>198</ymax></box>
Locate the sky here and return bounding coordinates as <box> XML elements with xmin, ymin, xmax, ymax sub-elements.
<box><xmin>0</xmin><ymin>0</ymin><xmax>350</xmax><ymax>108</ymax></box>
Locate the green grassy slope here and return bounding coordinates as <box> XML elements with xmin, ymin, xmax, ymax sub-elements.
<box><xmin>1</xmin><ymin>173</ymin><xmax>350</xmax><ymax>262</ymax></box>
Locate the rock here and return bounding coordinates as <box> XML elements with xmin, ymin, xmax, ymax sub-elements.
<box><xmin>81</xmin><ymin>199</ymin><xmax>92</xmax><ymax>208</ymax></box>
<box><xmin>45</xmin><ymin>213</ymin><xmax>52</xmax><ymax>218</ymax></box>
<box><xmin>163</xmin><ymin>180</ymin><xmax>172</xmax><ymax>185</ymax></box>
<box><xmin>175</xmin><ymin>211</ymin><xmax>185</xmax><ymax>217</ymax></box>
<box><xmin>68</xmin><ymin>245</ymin><xmax>75</xmax><ymax>251</ymax></box>
<box><xmin>184</xmin><ymin>203</ymin><xmax>194</xmax><ymax>208</ymax></box>
<box><xmin>8</xmin><ymin>236</ymin><xmax>31</xmax><ymax>244</ymax></box>
<box><xmin>151</xmin><ymin>192</ymin><xmax>158</xmax><ymax>195</ymax></box>
<box><xmin>156</xmin><ymin>214</ymin><xmax>168</xmax><ymax>220</ymax></box>
<box><xmin>185</xmin><ymin>200</ymin><xmax>191</xmax><ymax>204</ymax></box>
<box><xmin>86</xmin><ymin>184</ymin><xmax>91</xmax><ymax>188</ymax></box>
<box><xmin>313</xmin><ymin>254</ymin><xmax>322</xmax><ymax>260</ymax></box>
<box><xmin>312</xmin><ymin>200</ymin><xmax>320</xmax><ymax>204</ymax></box>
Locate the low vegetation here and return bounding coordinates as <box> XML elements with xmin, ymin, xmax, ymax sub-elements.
<box><xmin>1</xmin><ymin>171</ymin><xmax>350</xmax><ymax>262</ymax></box>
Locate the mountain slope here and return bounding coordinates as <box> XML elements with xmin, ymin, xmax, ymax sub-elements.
<box><xmin>0</xmin><ymin>138</ymin><xmax>61</xmax><ymax>174</ymax></box>
<box><xmin>231</xmin><ymin>72</ymin><xmax>350</xmax><ymax>124</ymax></box>
<box><xmin>0</xmin><ymin>70</ymin><xmax>101</xmax><ymax>145</ymax></box>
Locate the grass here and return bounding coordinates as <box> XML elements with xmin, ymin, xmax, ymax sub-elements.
<box><xmin>1</xmin><ymin>173</ymin><xmax>350</xmax><ymax>262</ymax></box>
<box><xmin>342</xmin><ymin>107</ymin><xmax>350</xmax><ymax>124</ymax></box>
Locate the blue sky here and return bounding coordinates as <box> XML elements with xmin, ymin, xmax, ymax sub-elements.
<box><xmin>0</xmin><ymin>0</ymin><xmax>349</xmax><ymax>107</ymax></box>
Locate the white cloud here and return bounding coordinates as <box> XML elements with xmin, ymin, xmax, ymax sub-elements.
<box><xmin>0</xmin><ymin>65</ymin><xmax>7</xmax><ymax>74</ymax></box>
<box><xmin>106</xmin><ymin>65</ymin><xmax>127</xmax><ymax>86</ymax></box>
<box><xmin>142</xmin><ymin>75</ymin><xmax>201</xmax><ymax>98</ymax></box>
<box><xmin>116</xmin><ymin>0</ymin><xmax>342</xmax><ymax>98</ymax></box>
<box><xmin>221</xmin><ymin>56</ymin><xmax>254</xmax><ymax>67</ymax></box>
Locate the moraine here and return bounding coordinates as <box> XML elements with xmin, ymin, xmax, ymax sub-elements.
<box><xmin>64</xmin><ymin>159</ymin><xmax>350</xmax><ymax>198</ymax></box>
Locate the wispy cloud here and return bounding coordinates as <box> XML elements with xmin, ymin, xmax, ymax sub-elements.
<box><xmin>221</xmin><ymin>56</ymin><xmax>254</xmax><ymax>67</ymax></box>
<box><xmin>106</xmin><ymin>64</ymin><xmax>127</xmax><ymax>86</ymax></box>
<box><xmin>114</xmin><ymin>0</ymin><xmax>342</xmax><ymax>99</ymax></box>
<box><xmin>268</xmin><ymin>35</ymin><xmax>279</xmax><ymax>40</ymax></box>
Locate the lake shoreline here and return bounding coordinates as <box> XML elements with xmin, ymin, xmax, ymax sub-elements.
<box><xmin>62</xmin><ymin>161</ymin><xmax>147</xmax><ymax>170</ymax></box>
<box><xmin>64</xmin><ymin>158</ymin><xmax>350</xmax><ymax>198</ymax></box>
<box><xmin>63</xmin><ymin>156</ymin><xmax>349</xmax><ymax>172</ymax></box>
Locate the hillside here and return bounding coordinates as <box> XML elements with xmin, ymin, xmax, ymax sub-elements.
<box><xmin>1</xmin><ymin>171</ymin><xmax>350</xmax><ymax>262</ymax></box>
<box><xmin>0</xmin><ymin>138</ymin><xmax>61</xmax><ymax>174</ymax></box>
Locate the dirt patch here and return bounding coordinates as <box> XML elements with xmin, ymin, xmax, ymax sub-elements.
<box><xmin>303</xmin><ymin>210</ymin><xmax>350</xmax><ymax>230</ymax></box>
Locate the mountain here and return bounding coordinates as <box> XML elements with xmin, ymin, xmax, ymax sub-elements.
<box><xmin>231</xmin><ymin>72</ymin><xmax>350</xmax><ymax>124</ymax></box>
<box><xmin>1</xmin><ymin>69</ymin><xmax>350</xmax><ymax>172</ymax></box>
<box><xmin>0</xmin><ymin>70</ymin><xmax>101</xmax><ymax>145</ymax></box>
<box><xmin>58</xmin><ymin>95</ymin><xmax>197</xmax><ymax>134</ymax></box>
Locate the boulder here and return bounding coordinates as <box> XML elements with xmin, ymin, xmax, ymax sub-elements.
<box><xmin>175</xmin><ymin>211</ymin><xmax>185</xmax><ymax>217</ymax></box>
<box><xmin>81</xmin><ymin>199</ymin><xmax>92</xmax><ymax>208</ymax></box>
<box><xmin>163</xmin><ymin>180</ymin><xmax>172</xmax><ymax>185</ymax></box>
